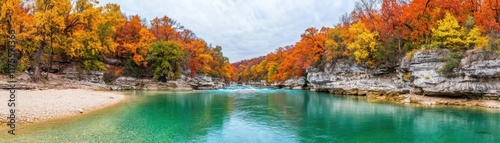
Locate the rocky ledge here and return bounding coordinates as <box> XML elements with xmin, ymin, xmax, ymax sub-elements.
<box><xmin>245</xmin><ymin>77</ymin><xmax>309</xmax><ymax>90</ymax></box>
<box><xmin>307</xmin><ymin>49</ymin><xmax>500</xmax><ymax>101</ymax></box>
<box><xmin>107</xmin><ymin>74</ymin><xmax>225</xmax><ymax>90</ymax></box>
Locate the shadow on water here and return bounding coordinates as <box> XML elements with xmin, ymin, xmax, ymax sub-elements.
<box><xmin>2</xmin><ymin>86</ymin><xmax>500</xmax><ymax>142</ymax></box>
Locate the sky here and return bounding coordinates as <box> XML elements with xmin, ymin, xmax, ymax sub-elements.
<box><xmin>99</xmin><ymin>0</ymin><xmax>356</xmax><ymax>63</ymax></box>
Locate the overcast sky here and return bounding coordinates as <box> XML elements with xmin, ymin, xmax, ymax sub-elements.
<box><xmin>99</xmin><ymin>0</ymin><xmax>356</xmax><ymax>63</ymax></box>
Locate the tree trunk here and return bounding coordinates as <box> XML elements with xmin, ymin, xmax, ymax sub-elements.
<box><xmin>47</xmin><ymin>35</ymin><xmax>53</xmax><ymax>78</ymax></box>
<box><xmin>32</xmin><ymin>41</ymin><xmax>46</xmax><ymax>82</ymax></box>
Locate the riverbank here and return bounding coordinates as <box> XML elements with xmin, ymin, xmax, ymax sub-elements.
<box><xmin>0</xmin><ymin>89</ymin><xmax>127</xmax><ymax>124</ymax></box>
<box><xmin>402</xmin><ymin>94</ymin><xmax>500</xmax><ymax>108</ymax></box>
<box><xmin>363</xmin><ymin>91</ymin><xmax>500</xmax><ymax>108</ymax></box>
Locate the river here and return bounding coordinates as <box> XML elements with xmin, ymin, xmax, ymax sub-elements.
<box><xmin>3</xmin><ymin>86</ymin><xmax>500</xmax><ymax>142</ymax></box>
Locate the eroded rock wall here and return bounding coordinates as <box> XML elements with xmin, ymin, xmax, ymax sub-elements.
<box><xmin>107</xmin><ymin>74</ymin><xmax>226</xmax><ymax>90</ymax></box>
<box><xmin>307</xmin><ymin>50</ymin><xmax>500</xmax><ymax>100</ymax></box>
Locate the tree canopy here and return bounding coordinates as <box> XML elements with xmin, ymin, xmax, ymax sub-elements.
<box><xmin>0</xmin><ymin>0</ymin><xmax>235</xmax><ymax>82</ymax></box>
<box><xmin>233</xmin><ymin>0</ymin><xmax>500</xmax><ymax>83</ymax></box>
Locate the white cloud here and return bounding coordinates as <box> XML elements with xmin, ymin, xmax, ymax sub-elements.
<box><xmin>99</xmin><ymin>0</ymin><xmax>356</xmax><ymax>62</ymax></box>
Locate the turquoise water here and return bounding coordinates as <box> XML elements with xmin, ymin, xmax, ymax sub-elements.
<box><xmin>2</xmin><ymin>86</ymin><xmax>500</xmax><ymax>142</ymax></box>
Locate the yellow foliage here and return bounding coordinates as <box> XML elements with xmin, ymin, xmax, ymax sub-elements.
<box><xmin>266</xmin><ymin>62</ymin><xmax>278</xmax><ymax>83</ymax></box>
<box><xmin>67</xmin><ymin>31</ymin><xmax>102</xmax><ymax>58</ymax></box>
<box><xmin>66</xmin><ymin>0</ymin><xmax>116</xmax><ymax>62</ymax></box>
<box><xmin>466</xmin><ymin>27</ymin><xmax>488</xmax><ymax>50</ymax></box>
<box><xmin>102</xmin><ymin>3</ymin><xmax>126</xmax><ymax>31</ymax></box>
<box><xmin>325</xmin><ymin>27</ymin><xmax>348</xmax><ymax>60</ymax></box>
<box><xmin>134</xmin><ymin>27</ymin><xmax>156</xmax><ymax>66</ymax></box>
<box><xmin>431</xmin><ymin>13</ymin><xmax>467</xmax><ymax>50</ymax></box>
<box><xmin>221</xmin><ymin>64</ymin><xmax>232</xmax><ymax>80</ymax></box>
<box><xmin>347</xmin><ymin>22</ymin><xmax>378</xmax><ymax>67</ymax></box>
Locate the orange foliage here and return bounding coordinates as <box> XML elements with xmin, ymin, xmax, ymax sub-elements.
<box><xmin>184</xmin><ymin>39</ymin><xmax>213</xmax><ymax>76</ymax></box>
<box><xmin>234</xmin><ymin>0</ymin><xmax>500</xmax><ymax>83</ymax></box>
<box><xmin>150</xmin><ymin>16</ymin><xmax>182</xmax><ymax>41</ymax></box>
<box><xmin>475</xmin><ymin>0</ymin><xmax>500</xmax><ymax>33</ymax></box>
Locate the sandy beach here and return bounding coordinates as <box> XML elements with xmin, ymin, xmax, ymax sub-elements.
<box><xmin>0</xmin><ymin>89</ymin><xmax>127</xmax><ymax>124</ymax></box>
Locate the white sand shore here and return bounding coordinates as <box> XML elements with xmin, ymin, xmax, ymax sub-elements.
<box><xmin>0</xmin><ymin>89</ymin><xmax>127</xmax><ymax>124</ymax></box>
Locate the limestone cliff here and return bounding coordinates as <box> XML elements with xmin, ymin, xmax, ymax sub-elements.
<box><xmin>57</xmin><ymin>65</ymin><xmax>226</xmax><ymax>90</ymax></box>
<box><xmin>107</xmin><ymin>74</ymin><xmax>226</xmax><ymax>90</ymax></box>
<box><xmin>307</xmin><ymin>50</ymin><xmax>500</xmax><ymax>100</ymax></box>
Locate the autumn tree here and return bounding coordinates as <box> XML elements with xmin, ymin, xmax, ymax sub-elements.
<box><xmin>115</xmin><ymin>15</ymin><xmax>155</xmax><ymax>67</ymax></box>
<box><xmin>150</xmin><ymin>16</ymin><xmax>182</xmax><ymax>42</ymax></box>
<box><xmin>0</xmin><ymin>0</ymin><xmax>34</xmax><ymax>73</ymax></box>
<box><xmin>102</xmin><ymin>3</ymin><xmax>125</xmax><ymax>31</ymax></box>
<box><xmin>66</xmin><ymin>0</ymin><xmax>116</xmax><ymax>71</ymax></box>
<box><xmin>475</xmin><ymin>0</ymin><xmax>500</xmax><ymax>33</ymax></box>
<box><xmin>353</xmin><ymin>0</ymin><xmax>380</xmax><ymax>23</ymax></box>
<box><xmin>147</xmin><ymin>41</ymin><xmax>184</xmax><ymax>81</ymax></box>
<box><xmin>379</xmin><ymin>0</ymin><xmax>406</xmax><ymax>51</ymax></box>
<box><xmin>400</xmin><ymin>0</ymin><xmax>439</xmax><ymax>46</ymax></box>
<box><xmin>184</xmin><ymin>39</ymin><xmax>213</xmax><ymax>76</ymax></box>
<box><xmin>298</xmin><ymin>27</ymin><xmax>328</xmax><ymax>68</ymax></box>
<box><xmin>31</xmin><ymin>0</ymin><xmax>71</xmax><ymax>82</ymax></box>
<box><xmin>100</xmin><ymin>3</ymin><xmax>125</xmax><ymax>54</ymax></box>
<box><xmin>209</xmin><ymin>45</ymin><xmax>231</xmax><ymax>78</ymax></box>
<box><xmin>1</xmin><ymin>0</ymin><xmax>236</xmax><ymax>84</ymax></box>
<box><xmin>325</xmin><ymin>26</ymin><xmax>349</xmax><ymax>60</ymax></box>
<box><xmin>180</xmin><ymin>29</ymin><xmax>196</xmax><ymax>43</ymax></box>
<box><xmin>227</xmin><ymin>64</ymin><xmax>237</xmax><ymax>81</ymax></box>
<box><xmin>232</xmin><ymin>0</ymin><xmax>500</xmax><ymax>83</ymax></box>
<box><xmin>266</xmin><ymin>61</ymin><xmax>278</xmax><ymax>83</ymax></box>
<box><xmin>347</xmin><ymin>21</ymin><xmax>379</xmax><ymax>68</ymax></box>
<box><xmin>431</xmin><ymin>13</ymin><xmax>467</xmax><ymax>50</ymax></box>
<box><xmin>466</xmin><ymin>27</ymin><xmax>489</xmax><ymax>50</ymax></box>
<box><xmin>276</xmin><ymin>27</ymin><xmax>327</xmax><ymax>81</ymax></box>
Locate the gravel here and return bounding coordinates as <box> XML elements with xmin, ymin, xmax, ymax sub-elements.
<box><xmin>0</xmin><ymin>89</ymin><xmax>126</xmax><ymax>124</ymax></box>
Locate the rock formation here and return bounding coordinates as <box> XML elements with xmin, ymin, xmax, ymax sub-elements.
<box><xmin>307</xmin><ymin>49</ymin><xmax>500</xmax><ymax>100</ymax></box>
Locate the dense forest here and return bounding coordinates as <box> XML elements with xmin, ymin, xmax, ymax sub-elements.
<box><xmin>3</xmin><ymin>0</ymin><xmax>500</xmax><ymax>84</ymax></box>
<box><xmin>0</xmin><ymin>0</ymin><xmax>236</xmax><ymax>83</ymax></box>
<box><xmin>233</xmin><ymin>0</ymin><xmax>500</xmax><ymax>83</ymax></box>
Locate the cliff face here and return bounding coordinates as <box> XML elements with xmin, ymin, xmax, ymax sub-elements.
<box><xmin>307</xmin><ymin>50</ymin><xmax>500</xmax><ymax>100</ymax></box>
<box><xmin>57</xmin><ymin>66</ymin><xmax>225</xmax><ymax>90</ymax></box>
<box><xmin>244</xmin><ymin>77</ymin><xmax>307</xmax><ymax>89</ymax></box>
<box><xmin>107</xmin><ymin>74</ymin><xmax>226</xmax><ymax>90</ymax></box>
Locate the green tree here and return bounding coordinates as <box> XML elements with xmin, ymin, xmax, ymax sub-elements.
<box><xmin>147</xmin><ymin>41</ymin><xmax>184</xmax><ymax>81</ymax></box>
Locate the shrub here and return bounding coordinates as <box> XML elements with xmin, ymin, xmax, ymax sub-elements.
<box><xmin>80</xmin><ymin>59</ymin><xmax>106</xmax><ymax>72</ymax></box>
<box><xmin>147</xmin><ymin>41</ymin><xmax>185</xmax><ymax>82</ymax></box>
<box><xmin>438</xmin><ymin>52</ymin><xmax>462</xmax><ymax>74</ymax></box>
<box><xmin>405</xmin><ymin>49</ymin><xmax>419</xmax><ymax>61</ymax></box>
<box><xmin>423</xmin><ymin>75</ymin><xmax>430</xmax><ymax>80</ymax></box>
<box><xmin>403</xmin><ymin>73</ymin><xmax>412</xmax><ymax>82</ymax></box>
<box><xmin>122</xmin><ymin>59</ymin><xmax>137</xmax><ymax>77</ymax></box>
